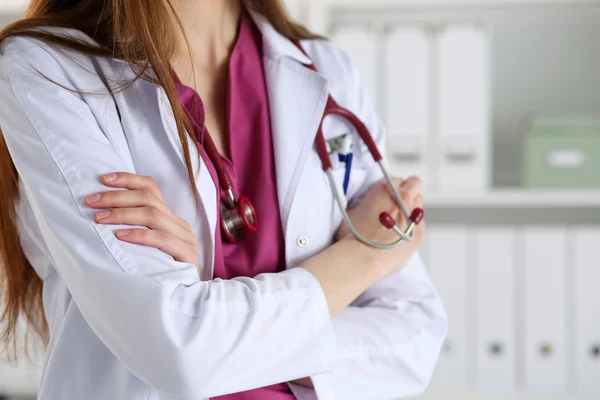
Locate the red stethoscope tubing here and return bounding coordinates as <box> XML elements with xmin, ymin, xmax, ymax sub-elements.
<box><xmin>314</xmin><ymin>96</ymin><xmax>383</xmax><ymax>171</ymax></box>
<box><xmin>202</xmin><ymin>128</ymin><xmax>235</xmax><ymax>204</ymax></box>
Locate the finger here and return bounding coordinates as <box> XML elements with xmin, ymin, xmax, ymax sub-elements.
<box><xmin>413</xmin><ymin>194</ymin><xmax>423</xmax><ymax>209</ymax></box>
<box><xmin>390</xmin><ymin>177</ymin><xmax>404</xmax><ymax>186</ymax></box>
<box><xmin>115</xmin><ymin>229</ymin><xmax>198</xmax><ymax>264</ymax></box>
<box><xmin>96</xmin><ymin>207</ymin><xmax>197</xmax><ymax>246</ymax></box>
<box><xmin>403</xmin><ymin>176</ymin><xmax>422</xmax><ymax>192</ymax></box>
<box><xmin>100</xmin><ymin>173</ymin><xmax>164</xmax><ymax>203</ymax></box>
<box><xmin>87</xmin><ymin>190</ymin><xmax>191</xmax><ymax>232</ymax></box>
<box><xmin>400</xmin><ymin>176</ymin><xmax>422</xmax><ymax>198</ymax></box>
<box><xmin>175</xmin><ymin>216</ymin><xmax>193</xmax><ymax>233</ymax></box>
<box><xmin>379</xmin><ymin>177</ymin><xmax>404</xmax><ymax>198</ymax></box>
<box><xmin>87</xmin><ymin>188</ymin><xmax>166</xmax><ymax>212</ymax></box>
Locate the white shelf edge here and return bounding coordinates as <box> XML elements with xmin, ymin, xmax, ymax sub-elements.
<box><xmin>423</xmin><ymin>190</ymin><xmax>600</xmax><ymax>207</ymax></box>
<box><xmin>416</xmin><ymin>392</ymin><xmax>597</xmax><ymax>400</ymax></box>
<box><xmin>323</xmin><ymin>0</ymin><xmax>599</xmax><ymax>8</ymax></box>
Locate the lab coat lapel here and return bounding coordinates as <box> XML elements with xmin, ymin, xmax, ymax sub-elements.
<box><xmin>157</xmin><ymin>87</ymin><xmax>217</xmax><ymax>280</ymax></box>
<box><xmin>258</xmin><ymin>24</ymin><xmax>329</xmax><ymax>230</ymax></box>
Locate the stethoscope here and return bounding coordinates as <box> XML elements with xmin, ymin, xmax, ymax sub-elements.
<box><xmin>206</xmin><ymin>43</ymin><xmax>424</xmax><ymax>248</ymax></box>
<box><xmin>201</xmin><ymin>127</ymin><xmax>259</xmax><ymax>243</ymax></box>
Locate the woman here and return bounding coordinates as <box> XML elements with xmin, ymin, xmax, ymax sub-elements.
<box><xmin>0</xmin><ymin>0</ymin><xmax>447</xmax><ymax>399</ymax></box>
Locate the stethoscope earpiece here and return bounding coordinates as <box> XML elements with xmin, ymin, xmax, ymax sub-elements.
<box><xmin>379</xmin><ymin>207</ymin><xmax>424</xmax><ymax>242</ymax></box>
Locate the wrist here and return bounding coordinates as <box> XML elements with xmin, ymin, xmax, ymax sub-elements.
<box><xmin>340</xmin><ymin>235</ymin><xmax>389</xmax><ymax>280</ymax></box>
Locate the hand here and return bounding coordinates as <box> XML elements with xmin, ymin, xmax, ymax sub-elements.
<box><xmin>336</xmin><ymin>176</ymin><xmax>425</xmax><ymax>276</ymax></box>
<box><xmin>85</xmin><ymin>173</ymin><xmax>200</xmax><ymax>271</ymax></box>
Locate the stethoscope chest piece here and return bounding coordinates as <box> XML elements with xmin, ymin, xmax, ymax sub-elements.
<box><xmin>220</xmin><ymin>196</ymin><xmax>258</xmax><ymax>243</ymax></box>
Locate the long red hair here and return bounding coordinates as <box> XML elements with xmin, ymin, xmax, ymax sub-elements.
<box><xmin>0</xmin><ymin>0</ymin><xmax>318</xmax><ymax>356</ymax></box>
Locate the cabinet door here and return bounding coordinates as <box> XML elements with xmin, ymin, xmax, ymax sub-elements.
<box><xmin>523</xmin><ymin>228</ymin><xmax>567</xmax><ymax>393</ymax></box>
<box><xmin>427</xmin><ymin>226</ymin><xmax>469</xmax><ymax>391</ymax></box>
<box><xmin>474</xmin><ymin>228</ymin><xmax>515</xmax><ymax>392</ymax></box>
<box><xmin>573</xmin><ymin>228</ymin><xmax>600</xmax><ymax>395</ymax></box>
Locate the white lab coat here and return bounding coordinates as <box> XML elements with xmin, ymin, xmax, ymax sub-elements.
<box><xmin>0</xmin><ymin>12</ymin><xmax>447</xmax><ymax>400</ymax></box>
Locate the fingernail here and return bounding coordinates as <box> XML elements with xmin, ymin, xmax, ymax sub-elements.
<box><xmin>86</xmin><ymin>194</ymin><xmax>101</xmax><ymax>203</ymax></box>
<box><xmin>95</xmin><ymin>211</ymin><xmax>111</xmax><ymax>220</ymax></box>
<box><xmin>103</xmin><ymin>173</ymin><xmax>118</xmax><ymax>182</ymax></box>
<box><xmin>116</xmin><ymin>229</ymin><xmax>131</xmax><ymax>237</ymax></box>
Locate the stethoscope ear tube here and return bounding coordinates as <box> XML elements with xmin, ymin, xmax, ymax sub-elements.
<box><xmin>327</xmin><ymin>161</ymin><xmax>424</xmax><ymax>249</ymax></box>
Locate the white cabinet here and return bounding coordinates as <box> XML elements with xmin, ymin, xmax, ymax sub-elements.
<box><xmin>474</xmin><ymin>228</ymin><xmax>516</xmax><ymax>393</ymax></box>
<box><xmin>573</xmin><ymin>228</ymin><xmax>600</xmax><ymax>395</ymax></box>
<box><xmin>423</xmin><ymin>224</ymin><xmax>596</xmax><ymax>397</ymax></box>
<box><xmin>427</xmin><ymin>227</ymin><xmax>469</xmax><ymax>391</ymax></box>
<box><xmin>522</xmin><ymin>228</ymin><xmax>568</xmax><ymax>393</ymax></box>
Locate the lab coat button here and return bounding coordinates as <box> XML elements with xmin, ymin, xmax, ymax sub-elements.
<box><xmin>297</xmin><ymin>236</ymin><xmax>308</xmax><ymax>248</ymax></box>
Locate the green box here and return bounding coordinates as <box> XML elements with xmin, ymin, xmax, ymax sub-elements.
<box><xmin>523</xmin><ymin>114</ymin><xmax>600</xmax><ymax>188</ymax></box>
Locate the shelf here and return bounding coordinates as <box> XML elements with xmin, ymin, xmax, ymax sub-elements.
<box><xmin>413</xmin><ymin>392</ymin><xmax>597</xmax><ymax>400</ymax></box>
<box><xmin>323</xmin><ymin>0</ymin><xmax>599</xmax><ymax>8</ymax></box>
<box><xmin>424</xmin><ymin>189</ymin><xmax>600</xmax><ymax>208</ymax></box>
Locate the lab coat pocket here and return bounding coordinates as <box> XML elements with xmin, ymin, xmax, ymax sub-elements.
<box><xmin>327</xmin><ymin>166</ymin><xmax>369</xmax><ymax>239</ymax></box>
<box><xmin>329</xmin><ymin>166</ymin><xmax>369</xmax><ymax>210</ymax></box>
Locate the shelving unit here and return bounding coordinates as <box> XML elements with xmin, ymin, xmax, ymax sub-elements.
<box><xmin>425</xmin><ymin>190</ymin><xmax>600</xmax><ymax>208</ymax></box>
<box><xmin>305</xmin><ymin>0</ymin><xmax>600</xmax><ymax>34</ymax></box>
<box><xmin>319</xmin><ymin>0</ymin><xmax>598</xmax><ymax>7</ymax></box>
<box><xmin>313</xmin><ymin>3</ymin><xmax>600</xmax><ymax>399</ymax></box>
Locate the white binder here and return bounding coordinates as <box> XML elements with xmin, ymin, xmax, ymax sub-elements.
<box><xmin>330</xmin><ymin>26</ymin><xmax>378</xmax><ymax>107</ymax></box>
<box><xmin>573</xmin><ymin>228</ymin><xmax>600</xmax><ymax>395</ymax></box>
<box><xmin>385</xmin><ymin>26</ymin><xmax>432</xmax><ymax>187</ymax></box>
<box><xmin>474</xmin><ymin>228</ymin><xmax>515</xmax><ymax>392</ymax></box>
<box><xmin>523</xmin><ymin>228</ymin><xmax>567</xmax><ymax>393</ymax></box>
<box><xmin>436</xmin><ymin>24</ymin><xmax>491</xmax><ymax>190</ymax></box>
<box><xmin>427</xmin><ymin>226</ymin><xmax>469</xmax><ymax>391</ymax></box>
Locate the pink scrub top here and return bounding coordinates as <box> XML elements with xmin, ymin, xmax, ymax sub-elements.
<box><xmin>174</xmin><ymin>12</ymin><xmax>295</xmax><ymax>400</ymax></box>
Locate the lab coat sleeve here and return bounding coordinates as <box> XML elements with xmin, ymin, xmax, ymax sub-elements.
<box><xmin>0</xmin><ymin>39</ymin><xmax>337</xmax><ymax>399</ymax></box>
<box><xmin>311</xmin><ymin>40</ymin><xmax>448</xmax><ymax>399</ymax></box>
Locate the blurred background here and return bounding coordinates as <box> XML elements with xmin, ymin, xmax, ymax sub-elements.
<box><xmin>1</xmin><ymin>0</ymin><xmax>599</xmax><ymax>399</ymax></box>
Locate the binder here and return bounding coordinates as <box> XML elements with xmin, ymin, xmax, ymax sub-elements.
<box><xmin>474</xmin><ymin>228</ymin><xmax>516</xmax><ymax>392</ymax></box>
<box><xmin>427</xmin><ymin>226</ymin><xmax>469</xmax><ymax>390</ymax></box>
<box><xmin>523</xmin><ymin>228</ymin><xmax>567</xmax><ymax>393</ymax></box>
<box><xmin>385</xmin><ymin>26</ymin><xmax>432</xmax><ymax>187</ymax></box>
<box><xmin>437</xmin><ymin>24</ymin><xmax>491</xmax><ymax>190</ymax></box>
<box><xmin>573</xmin><ymin>228</ymin><xmax>600</xmax><ymax>395</ymax></box>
